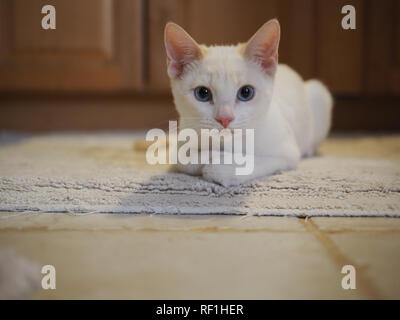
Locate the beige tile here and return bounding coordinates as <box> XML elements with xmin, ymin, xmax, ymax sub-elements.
<box><xmin>311</xmin><ymin>217</ymin><xmax>400</xmax><ymax>232</ymax></box>
<box><xmin>319</xmin><ymin>135</ymin><xmax>400</xmax><ymax>160</ymax></box>
<box><xmin>0</xmin><ymin>212</ymin><xmax>305</xmax><ymax>232</ymax></box>
<box><xmin>0</xmin><ymin>229</ymin><xmax>364</xmax><ymax>299</ymax></box>
<box><xmin>327</xmin><ymin>232</ymin><xmax>400</xmax><ymax>299</ymax></box>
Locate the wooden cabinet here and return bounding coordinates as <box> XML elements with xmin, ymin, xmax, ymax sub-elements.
<box><xmin>0</xmin><ymin>0</ymin><xmax>399</xmax><ymax>131</ymax></box>
<box><xmin>0</xmin><ymin>0</ymin><xmax>398</xmax><ymax>94</ymax></box>
<box><xmin>0</xmin><ymin>0</ymin><xmax>143</xmax><ymax>91</ymax></box>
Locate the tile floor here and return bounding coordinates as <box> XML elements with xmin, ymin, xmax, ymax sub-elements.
<box><xmin>1</xmin><ymin>134</ymin><xmax>399</xmax><ymax>299</ymax></box>
<box><xmin>0</xmin><ymin>212</ymin><xmax>399</xmax><ymax>299</ymax></box>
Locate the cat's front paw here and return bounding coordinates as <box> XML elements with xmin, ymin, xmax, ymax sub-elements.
<box><xmin>202</xmin><ymin>164</ymin><xmax>243</xmax><ymax>187</ymax></box>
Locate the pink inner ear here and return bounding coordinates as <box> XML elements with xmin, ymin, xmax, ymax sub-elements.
<box><xmin>164</xmin><ymin>23</ymin><xmax>202</xmax><ymax>78</ymax></box>
<box><xmin>252</xmin><ymin>42</ymin><xmax>279</xmax><ymax>75</ymax></box>
<box><xmin>244</xmin><ymin>20</ymin><xmax>280</xmax><ymax>76</ymax></box>
<box><xmin>166</xmin><ymin>54</ymin><xmax>184</xmax><ymax>78</ymax></box>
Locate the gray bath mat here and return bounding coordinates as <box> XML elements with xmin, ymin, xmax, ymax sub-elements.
<box><xmin>0</xmin><ymin>133</ymin><xmax>399</xmax><ymax>217</ymax></box>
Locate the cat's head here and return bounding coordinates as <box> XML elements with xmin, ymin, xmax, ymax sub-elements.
<box><xmin>164</xmin><ymin>19</ymin><xmax>280</xmax><ymax>132</ymax></box>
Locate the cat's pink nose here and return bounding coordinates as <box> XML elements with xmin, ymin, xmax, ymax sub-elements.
<box><xmin>215</xmin><ymin>116</ymin><xmax>234</xmax><ymax>128</ymax></box>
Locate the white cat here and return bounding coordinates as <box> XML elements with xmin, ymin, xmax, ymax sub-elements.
<box><xmin>164</xmin><ymin>19</ymin><xmax>333</xmax><ymax>186</ymax></box>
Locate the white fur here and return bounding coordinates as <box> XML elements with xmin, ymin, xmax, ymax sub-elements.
<box><xmin>167</xmin><ymin>24</ymin><xmax>333</xmax><ymax>186</ymax></box>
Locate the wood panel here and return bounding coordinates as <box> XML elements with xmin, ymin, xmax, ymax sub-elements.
<box><xmin>0</xmin><ymin>94</ymin><xmax>177</xmax><ymax>131</ymax></box>
<box><xmin>147</xmin><ymin>0</ymin><xmax>186</xmax><ymax>90</ymax></box>
<box><xmin>184</xmin><ymin>0</ymin><xmax>278</xmax><ymax>45</ymax></box>
<box><xmin>365</xmin><ymin>0</ymin><xmax>400</xmax><ymax>94</ymax></box>
<box><xmin>0</xmin><ymin>0</ymin><xmax>143</xmax><ymax>92</ymax></box>
<box><xmin>316</xmin><ymin>0</ymin><xmax>364</xmax><ymax>94</ymax></box>
<box><xmin>277</xmin><ymin>0</ymin><xmax>317</xmax><ymax>80</ymax></box>
<box><xmin>13</xmin><ymin>0</ymin><xmax>112</xmax><ymax>55</ymax></box>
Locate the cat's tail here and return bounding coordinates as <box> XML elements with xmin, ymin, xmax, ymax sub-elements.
<box><xmin>305</xmin><ymin>79</ymin><xmax>333</xmax><ymax>152</ymax></box>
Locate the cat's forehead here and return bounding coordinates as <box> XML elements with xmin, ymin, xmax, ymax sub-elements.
<box><xmin>202</xmin><ymin>44</ymin><xmax>243</xmax><ymax>59</ymax></box>
<box><xmin>201</xmin><ymin>45</ymin><xmax>245</xmax><ymax>71</ymax></box>
<box><xmin>186</xmin><ymin>44</ymin><xmax>252</xmax><ymax>86</ymax></box>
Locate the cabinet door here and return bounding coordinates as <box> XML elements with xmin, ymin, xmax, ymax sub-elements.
<box><xmin>148</xmin><ymin>0</ymin><xmax>364</xmax><ymax>94</ymax></box>
<box><xmin>0</xmin><ymin>0</ymin><xmax>143</xmax><ymax>92</ymax></box>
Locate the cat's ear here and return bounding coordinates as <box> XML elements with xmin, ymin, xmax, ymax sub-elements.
<box><xmin>164</xmin><ymin>22</ymin><xmax>202</xmax><ymax>78</ymax></box>
<box><xmin>243</xmin><ymin>19</ymin><xmax>280</xmax><ymax>76</ymax></box>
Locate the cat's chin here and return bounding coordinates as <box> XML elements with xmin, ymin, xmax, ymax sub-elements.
<box><xmin>204</xmin><ymin>128</ymin><xmax>237</xmax><ymax>141</ymax></box>
<box><xmin>207</xmin><ymin>127</ymin><xmax>235</xmax><ymax>133</ymax></box>
<box><xmin>219</xmin><ymin>128</ymin><xmax>234</xmax><ymax>135</ymax></box>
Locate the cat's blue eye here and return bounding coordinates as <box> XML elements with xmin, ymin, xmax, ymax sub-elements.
<box><xmin>237</xmin><ymin>85</ymin><xmax>255</xmax><ymax>101</ymax></box>
<box><xmin>194</xmin><ymin>86</ymin><xmax>212</xmax><ymax>102</ymax></box>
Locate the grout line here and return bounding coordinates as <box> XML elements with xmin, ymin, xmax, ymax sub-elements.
<box><xmin>324</xmin><ymin>229</ymin><xmax>400</xmax><ymax>234</ymax></box>
<box><xmin>0</xmin><ymin>226</ymin><xmax>304</xmax><ymax>233</ymax></box>
<box><xmin>300</xmin><ymin>218</ymin><xmax>383</xmax><ymax>299</ymax></box>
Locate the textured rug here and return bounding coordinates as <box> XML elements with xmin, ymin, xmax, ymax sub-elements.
<box><xmin>0</xmin><ymin>133</ymin><xmax>399</xmax><ymax>217</ymax></box>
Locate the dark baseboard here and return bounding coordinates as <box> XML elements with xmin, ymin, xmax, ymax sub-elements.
<box><xmin>0</xmin><ymin>93</ymin><xmax>399</xmax><ymax>132</ymax></box>
<box><xmin>333</xmin><ymin>95</ymin><xmax>400</xmax><ymax>132</ymax></box>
